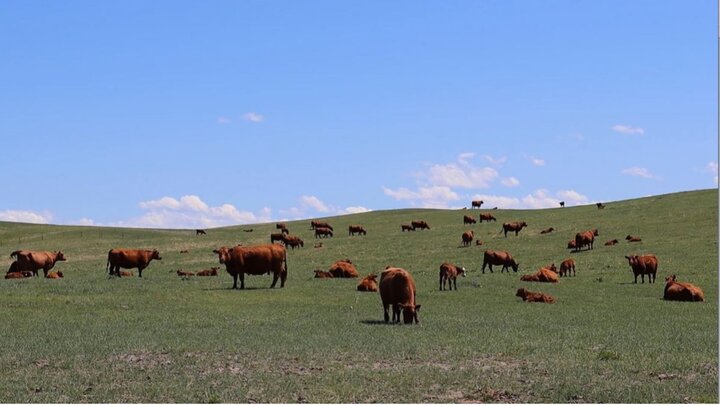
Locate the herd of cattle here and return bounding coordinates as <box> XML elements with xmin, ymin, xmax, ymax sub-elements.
<box><xmin>3</xmin><ymin>201</ymin><xmax>706</xmax><ymax>324</ymax></box>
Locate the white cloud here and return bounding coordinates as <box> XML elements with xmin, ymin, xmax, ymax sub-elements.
<box><xmin>383</xmin><ymin>186</ymin><xmax>459</xmax><ymax>208</ymax></box>
<box><xmin>426</xmin><ymin>163</ymin><xmax>499</xmax><ymax>189</ymax></box>
<box><xmin>557</xmin><ymin>190</ymin><xmax>590</xmax><ymax>205</ymax></box>
<box><xmin>242</xmin><ymin>112</ymin><xmax>264</xmax><ymax>123</ymax></box>
<box><xmin>217</xmin><ymin>116</ymin><xmax>231</xmax><ymax>124</ymax></box>
<box><xmin>482</xmin><ymin>155</ymin><xmax>507</xmax><ymax>166</ymax></box>
<box><xmin>457</xmin><ymin>152</ymin><xmax>476</xmax><ymax>165</ymax></box>
<box><xmin>300</xmin><ymin>195</ymin><xmax>330</xmax><ymax>213</ymax></box>
<box><xmin>471</xmin><ymin>189</ymin><xmax>589</xmax><ymax>209</ymax></box>
<box><xmin>76</xmin><ymin>218</ymin><xmax>95</xmax><ymax>226</ymax></box>
<box><xmin>341</xmin><ymin>206</ymin><xmax>371</xmax><ymax>214</ymax></box>
<box><xmin>530</xmin><ymin>157</ymin><xmax>546</xmax><ymax>166</ymax></box>
<box><xmin>139</xmin><ymin>196</ymin><xmax>181</xmax><ymax>210</ymax></box>
<box><xmin>501</xmin><ymin>177</ymin><xmax>520</xmax><ymax>187</ymax></box>
<box><xmin>621</xmin><ymin>167</ymin><xmax>658</xmax><ymax>179</ymax></box>
<box><xmin>0</xmin><ymin>210</ymin><xmax>53</xmax><ymax>224</ymax></box>
<box><xmin>612</xmin><ymin>124</ymin><xmax>645</xmax><ymax>135</ymax></box>
<box><xmin>127</xmin><ymin>195</ymin><xmax>271</xmax><ymax>228</ymax></box>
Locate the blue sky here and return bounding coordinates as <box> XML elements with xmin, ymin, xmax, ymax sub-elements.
<box><xmin>0</xmin><ymin>1</ymin><xmax>716</xmax><ymax>228</ymax></box>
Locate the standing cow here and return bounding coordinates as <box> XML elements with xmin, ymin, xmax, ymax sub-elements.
<box><xmin>482</xmin><ymin>250</ymin><xmax>519</xmax><ymax>273</ymax></box>
<box><xmin>574</xmin><ymin>229</ymin><xmax>599</xmax><ymax>251</ymax></box>
<box><xmin>9</xmin><ymin>250</ymin><xmax>67</xmax><ymax>277</ymax></box>
<box><xmin>471</xmin><ymin>200</ymin><xmax>484</xmax><ymax>209</ymax></box>
<box><xmin>502</xmin><ymin>222</ymin><xmax>527</xmax><ymax>237</ymax></box>
<box><xmin>106</xmin><ymin>249</ymin><xmax>161</xmax><ymax>278</ymax></box>
<box><xmin>479</xmin><ymin>213</ymin><xmax>496</xmax><ymax>222</ymax></box>
<box><xmin>439</xmin><ymin>263</ymin><xmax>466</xmax><ymax>291</ymax></box>
<box><xmin>463</xmin><ymin>215</ymin><xmax>477</xmax><ymax>225</ymax></box>
<box><xmin>348</xmin><ymin>225</ymin><xmax>367</xmax><ymax>236</ymax></box>
<box><xmin>315</xmin><ymin>227</ymin><xmax>333</xmax><ymax>238</ymax></box>
<box><xmin>625</xmin><ymin>254</ymin><xmax>658</xmax><ymax>284</ymax></box>
<box><xmin>380</xmin><ymin>267</ymin><xmax>421</xmax><ymax>324</ymax></box>
<box><xmin>411</xmin><ymin>220</ymin><xmax>430</xmax><ymax>230</ymax></box>
<box><xmin>461</xmin><ymin>230</ymin><xmax>474</xmax><ymax>247</ymax></box>
<box><xmin>213</xmin><ymin>244</ymin><xmax>287</xmax><ymax>289</ymax></box>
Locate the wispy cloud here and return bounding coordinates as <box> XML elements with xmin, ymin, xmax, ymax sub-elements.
<box><xmin>501</xmin><ymin>177</ymin><xmax>520</xmax><ymax>187</ymax></box>
<box><xmin>707</xmin><ymin>161</ymin><xmax>718</xmax><ymax>184</ymax></box>
<box><xmin>621</xmin><ymin>167</ymin><xmax>659</xmax><ymax>179</ymax></box>
<box><xmin>300</xmin><ymin>195</ymin><xmax>330</xmax><ymax>213</ymax></box>
<box><xmin>471</xmin><ymin>189</ymin><xmax>589</xmax><ymax>209</ymax></box>
<box><xmin>382</xmin><ymin>186</ymin><xmax>460</xmax><ymax>208</ymax></box>
<box><xmin>530</xmin><ymin>157</ymin><xmax>546</xmax><ymax>166</ymax></box>
<box><xmin>217</xmin><ymin>116</ymin><xmax>231</xmax><ymax>124</ymax></box>
<box><xmin>242</xmin><ymin>112</ymin><xmax>264</xmax><ymax>123</ymax></box>
<box><xmin>482</xmin><ymin>154</ymin><xmax>507</xmax><ymax>166</ymax></box>
<box><xmin>0</xmin><ymin>209</ymin><xmax>53</xmax><ymax>224</ymax></box>
<box><xmin>279</xmin><ymin>196</ymin><xmax>371</xmax><ymax>220</ymax></box>
<box><xmin>612</xmin><ymin>124</ymin><xmax>645</xmax><ymax>135</ymax></box>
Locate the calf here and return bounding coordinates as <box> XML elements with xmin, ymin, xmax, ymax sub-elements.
<box><xmin>401</xmin><ymin>224</ymin><xmax>415</xmax><ymax>232</ymax></box>
<box><xmin>626</xmin><ymin>235</ymin><xmax>642</xmax><ymax>242</ymax></box>
<box><xmin>625</xmin><ymin>254</ymin><xmax>658</xmax><ymax>283</ymax></box>
<box><xmin>176</xmin><ymin>270</ymin><xmax>195</xmax><ymax>277</ymax></box>
<box><xmin>567</xmin><ymin>239</ymin><xmax>577</xmax><ymax>250</ymax></box>
<box><xmin>380</xmin><ymin>267</ymin><xmax>421</xmax><ymax>324</ymax></box>
<box><xmin>540</xmin><ymin>227</ymin><xmax>554</xmax><ymax>234</ymax></box>
<box><xmin>313</xmin><ymin>270</ymin><xmax>333</xmax><ymax>278</ymax></box>
<box><xmin>516</xmin><ymin>288</ymin><xmax>555</xmax><ymax>303</ymax></box>
<box><xmin>179</xmin><ymin>249</ymin><xmax>189</xmax><ymax>254</ymax></box>
<box><xmin>604</xmin><ymin>239</ymin><xmax>619</xmax><ymax>246</ymax></box>
<box><xmin>439</xmin><ymin>263</ymin><xmax>466</xmax><ymax>291</ymax></box>
<box><xmin>558</xmin><ymin>258</ymin><xmax>576</xmax><ymax>277</ymax></box>
<box><xmin>357</xmin><ymin>274</ymin><xmax>378</xmax><ymax>292</ymax></box>
<box><xmin>461</xmin><ymin>230</ymin><xmax>474</xmax><ymax>247</ymax></box>
<box><xmin>197</xmin><ymin>267</ymin><xmax>219</xmax><ymax>276</ymax></box>
<box><xmin>45</xmin><ymin>271</ymin><xmax>64</xmax><ymax>279</ymax></box>
<box><xmin>663</xmin><ymin>275</ymin><xmax>704</xmax><ymax>302</ymax></box>
<box><xmin>5</xmin><ymin>272</ymin><xmax>28</xmax><ymax>279</ymax></box>
<box><xmin>520</xmin><ymin>267</ymin><xmax>559</xmax><ymax>283</ymax></box>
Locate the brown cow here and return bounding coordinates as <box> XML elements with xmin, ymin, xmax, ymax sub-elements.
<box><xmin>439</xmin><ymin>263</ymin><xmax>466</xmax><ymax>291</ymax></box>
<box><xmin>604</xmin><ymin>239</ymin><xmax>619</xmax><ymax>246</ymax></box>
<box><xmin>471</xmin><ymin>200</ymin><xmax>484</xmax><ymax>208</ymax></box>
<box><xmin>176</xmin><ymin>270</ymin><xmax>194</xmax><ymax>277</ymax></box>
<box><xmin>663</xmin><ymin>275</ymin><xmax>704</xmax><ymax>302</ymax></box>
<box><xmin>559</xmin><ymin>258</ymin><xmax>576</xmax><ymax>277</ymax></box>
<box><xmin>213</xmin><ymin>244</ymin><xmax>287</xmax><ymax>289</ymax></box>
<box><xmin>516</xmin><ymin>288</ymin><xmax>555</xmax><ymax>303</ymax></box>
<box><xmin>574</xmin><ymin>229</ymin><xmax>599</xmax><ymax>251</ymax></box>
<box><xmin>540</xmin><ymin>227</ymin><xmax>554</xmax><ymax>234</ymax></box>
<box><xmin>270</xmin><ymin>233</ymin><xmax>286</xmax><ymax>244</ymax></box>
<box><xmin>314</xmin><ymin>227</ymin><xmax>333</xmax><ymax>238</ymax></box>
<box><xmin>242</xmin><ymin>229</ymin><xmax>254</xmax><ymax>232</ymax></box>
<box><xmin>197</xmin><ymin>267</ymin><xmax>219</xmax><ymax>276</ymax></box>
<box><xmin>313</xmin><ymin>270</ymin><xmax>334</xmax><ymax>278</ymax></box>
<box><xmin>479</xmin><ymin>213</ymin><xmax>496</xmax><ymax>222</ymax></box>
<box><xmin>380</xmin><ymin>267</ymin><xmax>421</xmax><ymax>324</ymax></box>
<box><xmin>196</xmin><ymin>229</ymin><xmax>207</xmax><ymax>235</ymax></box>
<box><xmin>179</xmin><ymin>249</ymin><xmax>189</xmax><ymax>254</ymax></box>
<box><xmin>10</xmin><ymin>250</ymin><xmax>67</xmax><ymax>277</ymax></box>
<box><xmin>463</xmin><ymin>215</ymin><xmax>477</xmax><ymax>225</ymax></box>
<box><xmin>625</xmin><ymin>254</ymin><xmax>658</xmax><ymax>283</ymax></box>
<box><xmin>311</xmin><ymin>221</ymin><xmax>333</xmax><ymax>231</ymax></box>
<box><xmin>567</xmin><ymin>239</ymin><xmax>577</xmax><ymax>250</ymax></box>
<box><xmin>348</xmin><ymin>225</ymin><xmax>367</xmax><ymax>236</ymax></box>
<box><xmin>276</xmin><ymin>223</ymin><xmax>287</xmax><ymax>230</ymax></box>
<box><xmin>5</xmin><ymin>272</ymin><xmax>29</xmax><ymax>279</ymax></box>
<box><xmin>107</xmin><ymin>249</ymin><xmax>161</xmax><ymax>278</ymax></box>
<box><xmin>328</xmin><ymin>260</ymin><xmax>358</xmax><ymax>278</ymax></box>
<box><xmin>502</xmin><ymin>221</ymin><xmax>527</xmax><ymax>237</ymax></box>
<box><xmin>283</xmin><ymin>235</ymin><xmax>304</xmax><ymax>250</ymax></box>
<box><xmin>475</xmin><ymin>240</ymin><xmax>484</xmax><ymax>246</ymax></box>
<box><xmin>482</xmin><ymin>250</ymin><xmax>519</xmax><ymax>273</ymax></box>
<box><xmin>45</xmin><ymin>271</ymin><xmax>64</xmax><ymax>279</ymax></box>
<box><xmin>520</xmin><ymin>267</ymin><xmax>559</xmax><ymax>283</ymax></box>
<box><xmin>411</xmin><ymin>220</ymin><xmax>430</xmax><ymax>230</ymax></box>
<box><xmin>626</xmin><ymin>235</ymin><xmax>642</xmax><ymax>242</ymax></box>
<box><xmin>401</xmin><ymin>224</ymin><xmax>415</xmax><ymax>232</ymax></box>
<box><xmin>461</xmin><ymin>230</ymin><xmax>474</xmax><ymax>247</ymax></box>
<box><xmin>357</xmin><ymin>273</ymin><xmax>378</xmax><ymax>292</ymax></box>
<box><xmin>119</xmin><ymin>270</ymin><xmax>134</xmax><ymax>277</ymax></box>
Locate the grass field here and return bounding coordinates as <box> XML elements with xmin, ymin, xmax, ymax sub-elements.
<box><xmin>0</xmin><ymin>189</ymin><xmax>717</xmax><ymax>403</ymax></box>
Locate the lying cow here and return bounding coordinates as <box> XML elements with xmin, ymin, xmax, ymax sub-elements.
<box><xmin>380</xmin><ymin>267</ymin><xmax>421</xmax><ymax>324</ymax></box>
<box><xmin>328</xmin><ymin>260</ymin><xmax>358</xmax><ymax>278</ymax></box>
<box><xmin>45</xmin><ymin>271</ymin><xmax>64</xmax><ymax>279</ymax></box>
<box><xmin>439</xmin><ymin>263</ymin><xmax>466</xmax><ymax>291</ymax></box>
<box><xmin>516</xmin><ymin>288</ymin><xmax>555</xmax><ymax>303</ymax></box>
<box><xmin>9</xmin><ymin>250</ymin><xmax>67</xmax><ymax>277</ymax></box>
<box><xmin>626</xmin><ymin>235</ymin><xmax>642</xmax><ymax>242</ymax></box>
<box><xmin>213</xmin><ymin>244</ymin><xmax>287</xmax><ymax>289</ymax></box>
<box><xmin>5</xmin><ymin>271</ymin><xmax>32</xmax><ymax>279</ymax></box>
<box><xmin>177</xmin><ymin>270</ymin><xmax>195</xmax><ymax>277</ymax></box>
<box><xmin>604</xmin><ymin>239</ymin><xmax>619</xmax><ymax>246</ymax></box>
<box><xmin>482</xmin><ymin>250</ymin><xmax>519</xmax><ymax>273</ymax></box>
<box><xmin>197</xmin><ymin>267</ymin><xmax>219</xmax><ymax>276</ymax></box>
<box><xmin>357</xmin><ymin>273</ymin><xmax>378</xmax><ymax>292</ymax></box>
<box><xmin>313</xmin><ymin>270</ymin><xmax>334</xmax><ymax>278</ymax></box>
<box><xmin>540</xmin><ymin>227</ymin><xmax>554</xmax><ymax>234</ymax></box>
<box><xmin>663</xmin><ymin>275</ymin><xmax>704</xmax><ymax>302</ymax></box>
<box><xmin>107</xmin><ymin>249</ymin><xmax>161</xmax><ymax>278</ymax></box>
<box><xmin>520</xmin><ymin>267</ymin><xmax>559</xmax><ymax>283</ymax></box>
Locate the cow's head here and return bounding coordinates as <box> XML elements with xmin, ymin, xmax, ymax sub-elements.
<box><xmin>625</xmin><ymin>235</ymin><xmax>633</xmax><ymax>240</ymax></box>
<box><xmin>56</xmin><ymin>251</ymin><xmax>67</xmax><ymax>261</ymax></box>
<box><xmin>398</xmin><ymin>303</ymin><xmax>421</xmax><ymax>324</ymax></box>
<box><xmin>516</xmin><ymin>288</ymin><xmax>528</xmax><ymax>298</ymax></box>
<box><xmin>459</xmin><ymin>267</ymin><xmax>467</xmax><ymax>277</ymax></box>
<box><xmin>547</xmin><ymin>263</ymin><xmax>557</xmax><ymax>272</ymax></box>
<box><xmin>152</xmin><ymin>249</ymin><xmax>162</xmax><ymax>260</ymax></box>
<box><xmin>510</xmin><ymin>260</ymin><xmax>519</xmax><ymax>272</ymax></box>
<box><xmin>624</xmin><ymin>255</ymin><xmax>638</xmax><ymax>265</ymax></box>
<box><xmin>521</xmin><ymin>222</ymin><xmax>528</xmax><ymax>228</ymax></box>
<box><xmin>665</xmin><ymin>274</ymin><xmax>677</xmax><ymax>283</ymax></box>
<box><xmin>365</xmin><ymin>273</ymin><xmax>377</xmax><ymax>282</ymax></box>
<box><xmin>213</xmin><ymin>247</ymin><xmax>231</xmax><ymax>264</ymax></box>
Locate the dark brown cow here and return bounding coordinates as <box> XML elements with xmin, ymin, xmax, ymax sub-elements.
<box><xmin>411</xmin><ymin>220</ymin><xmax>430</xmax><ymax>230</ymax></box>
<box><xmin>276</xmin><ymin>223</ymin><xmax>287</xmax><ymax>230</ymax></box>
<box><xmin>471</xmin><ymin>200</ymin><xmax>484</xmax><ymax>209</ymax></box>
<box><xmin>626</xmin><ymin>235</ymin><xmax>642</xmax><ymax>242</ymax></box>
<box><xmin>311</xmin><ymin>221</ymin><xmax>333</xmax><ymax>231</ymax></box>
<box><xmin>213</xmin><ymin>244</ymin><xmax>287</xmax><ymax>289</ymax></box>
<box><xmin>664</xmin><ymin>275</ymin><xmax>704</xmax><ymax>302</ymax></box>
<box><xmin>283</xmin><ymin>235</ymin><xmax>304</xmax><ymax>250</ymax></box>
<box><xmin>242</xmin><ymin>229</ymin><xmax>254</xmax><ymax>232</ymax></box>
<box><xmin>313</xmin><ymin>270</ymin><xmax>333</xmax><ymax>278</ymax></box>
<box><xmin>197</xmin><ymin>267</ymin><xmax>219</xmax><ymax>276</ymax></box>
<box><xmin>540</xmin><ymin>227</ymin><xmax>555</xmax><ymax>234</ymax></box>
<box><xmin>604</xmin><ymin>239</ymin><xmax>619</xmax><ymax>246</ymax></box>
<box><xmin>479</xmin><ymin>213</ymin><xmax>496</xmax><ymax>222</ymax></box>
<box><xmin>280</xmin><ymin>227</ymin><xmax>290</xmax><ymax>235</ymax></box>
<box><xmin>439</xmin><ymin>263</ymin><xmax>466</xmax><ymax>291</ymax></box>
<box><xmin>502</xmin><ymin>221</ymin><xmax>527</xmax><ymax>237</ymax></box>
<box><xmin>328</xmin><ymin>260</ymin><xmax>358</xmax><ymax>278</ymax></box>
<box><xmin>357</xmin><ymin>273</ymin><xmax>378</xmax><ymax>292</ymax></box>
<box><xmin>270</xmin><ymin>233</ymin><xmax>286</xmax><ymax>244</ymax></box>
<box><xmin>559</xmin><ymin>258</ymin><xmax>576</xmax><ymax>277</ymax></box>
<box><xmin>574</xmin><ymin>229</ymin><xmax>599</xmax><ymax>251</ymax></box>
<box><xmin>348</xmin><ymin>225</ymin><xmax>367</xmax><ymax>236</ymax></box>
<box><xmin>516</xmin><ymin>288</ymin><xmax>555</xmax><ymax>303</ymax></box>
<box><xmin>463</xmin><ymin>215</ymin><xmax>477</xmax><ymax>225</ymax></box>
<box><xmin>596</xmin><ymin>202</ymin><xmax>605</xmax><ymax>209</ymax></box>
<box><xmin>461</xmin><ymin>230</ymin><xmax>474</xmax><ymax>247</ymax></box>
<box><xmin>559</xmin><ymin>201</ymin><xmax>565</xmax><ymax>208</ymax></box>
<box><xmin>482</xmin><ymin>250</ymin><xmax>519</xmax><ymax>273</ymax></box>
<box><xmin>10</xmin><ymin>250</ymin><xmax>67</xmax><ymax>277</ymax></box>
<box><xmin>196</xmin><ymin>229</ymin><xmax>207</xmax><ymax>235</ymax></box>
<box><xmin>179</xmin><ymin>249</ymin><xmax>189</xmax><ymax>254</ymax></box>
<box><xmin>567</xmin><ymin>239</ymin><xmax>577</xmax><ymax>250</ymax></box>
<box><xmin>520</xmin><ymin>267</ymin><xmax>559</xmax><ymax>283</ymax></box>
<box><xmin>401</xmin><ymin>224</ymin><xmax>415</xmax><ymax>232</ymax></box>
<box><xmin>107</xmin><ymin>249</ymin><xmax>161</xmax><ymax>278</ymax></box>
<box><xmin>475</xmin><ymin>240</ymin><xmax>484</xmax><ymax>246</ymax></box>
<box><xmin>314</xmin><ymin>227</ymin><xmax>333</xmax><ymax>238</ymax></box>
<box><xmin>176</xmin><ymin>270</ymin><xmax>194</xmax><ymax>277</ymax></box>
<box><xmin>625</xmin><ymin>254</ymin><xmax>658</xmax><ymax>283</ymax></box>
<box><xmin>380</xmin><ymin>267</ymin><xmax>421</xmax><ymax>324</ymax></box>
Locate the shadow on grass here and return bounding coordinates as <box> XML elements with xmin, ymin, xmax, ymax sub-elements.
<box><xmin>360</xmin><ymin>320</ymin><xmax>390</xmax><ymax>325</ymax></box>
<box><xmin>201</xmin><ymin>286</ymin><xmax>271</xmax><ymax>291</ymax></box>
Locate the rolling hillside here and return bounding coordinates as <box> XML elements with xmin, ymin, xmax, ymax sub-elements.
<box><xmin>0</xmin><ymin>189</ymin><xmax>717</xmax><ymax>402</ymax></box>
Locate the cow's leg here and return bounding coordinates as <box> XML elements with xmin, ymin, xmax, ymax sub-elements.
<box><xmin>453</xmin><ymin>278</ymin><xmax>457</xmax><ymax>290</ymax></box>
<box><xmin>232</xmin><ymin>274</ymin><xmax>239</xmax><ymax>289</ymax></box>
<box><xmin>481</xmin><ymin>263</ymin><xmax>486</xmax><ymax>274</ymax></box>
<box><xmin>138</xmin><ymin>266</ymin><xmax>145</xmax><ymax>278</ymax></box>
<box><xmin>270</xmin><ymin>271</ymin><xmax>279</xmax><ymax>288</ymax></box>
<box><xmin>239</xmin><ymin>273</ymin><xmax>245</xmax><ymax>289</ymax></box>
<box><xmin>280</xmin><ymin>269</ymin><xmax>287</xmax><ymax>287</ymax></box>
<box><xmin>633</xmin><ymin>274</ymin><xmax>638</xmax><ymax>283</ymax></box>
<box><xmin>439</xmin><ymin>275</ymin><xmax>443</xmax><ymax>290</ymax></box>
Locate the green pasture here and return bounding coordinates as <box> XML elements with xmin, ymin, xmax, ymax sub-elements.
<box><xmin>0</xmin><ymin>189</ymin><xmax>717</xmax><ymax>402</ymax></box>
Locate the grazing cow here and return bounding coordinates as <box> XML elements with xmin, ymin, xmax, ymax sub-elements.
<box><xmin>348</xmin><ymin>225</ymin><xmax>367</xmax><ymax>236</ymax></box>
<box><xmin>107</xmin><ymin>249</ymin><xmax>161</xmax><ymax>278</ymax></box>
<box><xmin>540</xmin><ymin>227</ymin><xmax>555</xmax><ymax>234</ymax></box>
<box><xmin>283</xmin><ymin>235</ymin><xmax>304</xmax><ymax>250</ymax></box>
<box><xmin>596</xmin><ymin>202</ymin><xmax>605</xmax><ymax>209</ymax></box>
<box><xmin>328</xmin><ymin>260</ymin><xmax>358</xmax><ymax>278</ymax></box>
<box><xmin>380</xmin><ymin>267</ymin><xmax>421</xmax><ymax>324</ymax></box>
<box><xmin>626</xmin><ymin>235</ymin><xmax>642</xmax><ymax>242</ymax></box>
<box><xmin>520</xmin><ymin>267</ymin><xmax>559</xmax><ymax>283</ymax></box>
<box><xmin>45</xmin><ymin>271</ymin><xmax>64</xmax><ymax>279</ymax></box>
<box><xmin>197</xmin><ymin>267</ymin><xmax>219</xmax><ymax>276</ymax></box>
<box><xmin>411</xmin><ymin>220</ymin><xmax>430</xmax><ymax>230</ymax></box>
<box><xmin>311</xmin><ymin>221</ymin><xmax>333</xmax><ymax>231</ymax></box>
<box><xmin>179</xmin><ymin>249</ymin><xmax>189</xmax><ymax>254</ymax></box>
<box><xmin>574</xmin><ymin>229</ymin><xmax>599</xmax><ymax>251</ymax></box>
<box><xmin>463</xmin><ymin>215</ymin><xmax>477</xmax><ymax>225</ymax></box>
<box><xmin>314</xmin><ymin>227</ymin><xmax>333</xmax><ymax>238</ymax></box>
<box><xmin>502</xmin><ymin>221</ymin><xmax>527</xmax><ymax>237</ymax></box>
<box><xmin>471</xmin><ymin>200</ymin><xmax>484</xmax><ymax>209</ymax></box>
<box><xmin>401</xmin><ymin>224</ymin><xmax>415</xmax><ymax>232</ymax></box>
<box><xmin>479</xmin><ymin>213</ymin><xmax>496</xmax><ymax>222</ymax></box>
<box><xmin>559</xmin><ymin>201</ymin><xmax>565</xmax><ymax>208</ymax></box>
<box><xmin>605</xmin><ymin>239</ymin><xmax>619</xmax><ymax>246</ymax></box>
<box><xmin>461</xmin><ymin>230</ymin><xmax>474</xmax><ymax>247</ymax></box>
<box><xmin>357</xmin><ymin>273</ymin><xmax>379</xmax><ymax>292</ymax></box>
<box><xmin>439</xmin><ymin>263</ymin><xmax>466</xmax><ymax>291</ymax></box>
<box><xmin>625</xmin><ymin>254</ymin><xmax>658</xmax><ymax>284</ymax></box>
<box><xmin>10</xmin><ymin>250</ymin><xmax>67</xmax><ymax>277</ymax></box>
<box><xmin>482</xmin><ymin>250</ymin><xmax>519</xmax><ymax>273</ymax></box>
<box><xmin>196</xmin><ymin>229</ymin><xmax>207</xmax><ymax>235</ymax></box>
<box><xmin>492</xmin><ymin>207</ymin><xmax>498</xmax><ymax>210</ymax></box>
<box><xmin>270</xmin><ymin>233</ymin><xmax>286</xmax><ymax>244</ymax></box>
<box><xmin>119</xmin><ymin>270</ymin><xmax>134</xmax><ymax>277</ymax></box>
<box><xmin>176</xmin><ymin>270</ymin><xmax>194</xmax><ymax>277</ymax></box>
<box><xmin>213</xmin><ymin>244</ymin><xmax>287</xmax><ymax>289</ymax></box>
<box><xmin>276</xmin><ymin>223</ymin><xmax>287</xmax><ymax>230</ymax></box>
<box><xmin>243</xmin><ymin>229</ymin><xmax>254</xmax><ymax>232</ymax></box>
<box><xmin>516</xmin><ymin>288</ymin><xmax>555</xmax><ymax>303</ymax></box>
<box><xmin>313</xmin><ymin>270</ymin><xmax>334</xmax><ymax>278</ymax></box>
<box><xmin>663</xmin><ymin>275</ymin><xmax>704</xmax><ymax>302</ymax></box>
<box><xmin>559</xmin><ymin>258</ymin><xmax>576</xmax><ymax>277</ymax></box>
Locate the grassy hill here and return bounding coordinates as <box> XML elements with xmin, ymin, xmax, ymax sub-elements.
<box><xmin>0</xmin><ymin>189</ymin><xmax>717</xmax><ymax>403</ymax></box>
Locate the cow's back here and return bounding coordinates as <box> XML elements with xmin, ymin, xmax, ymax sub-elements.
<box><xmin>230</xmin><ymin>244</ymin><xmax>285</xmax><ymax>275</ymax></box>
